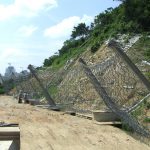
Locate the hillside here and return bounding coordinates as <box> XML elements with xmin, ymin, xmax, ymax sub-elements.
<box><xmin>43</xmin><ymin>0</ymin><xmax>150</xmax><ymax>71</ymax></box>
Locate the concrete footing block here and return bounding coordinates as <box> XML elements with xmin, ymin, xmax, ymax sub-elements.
<box><xmin>92</xmin><ymin>110</ymin><xmax>120</xmax><ymax>122</ymax></box>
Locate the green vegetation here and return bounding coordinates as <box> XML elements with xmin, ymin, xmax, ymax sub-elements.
<box><xmin>43</xmin><ymin>0</ymin><xmax>150</xmax><ymax>70</ymax></box>
<box><xmin>3</xmin><ymin>79</ymin><xmax>15</xmax><ymax>93</ymax></box>
<box><xmin>49</xmin><ymin>85</ymin><xmax>58</xmax><ymax>98</ymax></box>
<box><xmin>122</xmin><ymin>100</ymin><xmax>150</xmax><ymax>132</ymax></box>
<box><xmin>0</xmin><ymin>84</ymin><xmax>5</xmax><ymax>94</ymax></box>
<box><xmin>127</xmin><ymin>36</ymin><xmax>150</xmax><ymax>63</ymax></box>
<box><xmin>131</xmin><ymin>100</ymin><xmax>150</xmax><ymax>124</ymax></box>
<box><xmin>144</xmin><ymin>117</ymin><xmax>150</xmax><ymax>123</ymax></box>
<box><xmin>131</xmin><ymin>104</ymin><xmax>145</xmax><ymax>118</ymax></box>
<box><xmin>122</xmin><ymin>122</ymin><xmax>133</xmax><ymax>132</ymax></box>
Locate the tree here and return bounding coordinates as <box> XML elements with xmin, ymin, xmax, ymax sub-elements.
<box><xmin>94</xmin><ymin>7</ymin><xmax>113</xmax><ymax>26</ymax></box>
<box><xmin>71</xmin><ymin>23</ymin><xmax>89</xmax><ymax>39</ymax></box>
<box><xmin>124</xmin><ymin>0</ymin><xmax>150</xmax><ymax>31</ymax></box>
<box><xmin>117</xmin><ymin>0</ymin><xmax>150</xmax><ymax>30</ymax></box>
<box><xmin>43</xmin><ymin>55</ymin><xmax>59</xmax><ymax>67</ymax></box>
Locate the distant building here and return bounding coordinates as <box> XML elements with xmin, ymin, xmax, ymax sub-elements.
<box><xmin>4</xmin><ymin>65</ymin><xmax>16</xmax><ymax>79</ymax></box>
<box><xmin>3</xmin><ymin>65</ymin><xmax>29</xmax><ymax>81</ymax></box>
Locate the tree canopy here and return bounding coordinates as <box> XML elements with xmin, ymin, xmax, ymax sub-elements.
<box><xmin>71</xmin><ymin>23</ymin><xmax>89</xmax><ymax>39</ymax></box>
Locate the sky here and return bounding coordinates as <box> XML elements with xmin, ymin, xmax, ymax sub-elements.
<box><xmin>0</xmin><ymin>0</ymin><xmax>121</xmax><ymax>75</ymax></box>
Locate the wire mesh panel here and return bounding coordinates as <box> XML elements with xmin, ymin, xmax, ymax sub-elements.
<box><xmin>79</xmin><ymin>58</ymin><xmax>150</xmax><ymax>138</ymax></box>
<box><xmin>94</xmin><ymin>53</ymin><xmax>149</xmax><ymax>109</ymax></box>
<box><xmin>56</xmin><ymin>66</ymin><xmax>105</xmax><ymax>114</ymax></box>
<box><xmin>78</xmin><ymin>40</ymin><xmax>150</xmax><ymax>137</ymax></box>
<box><xmin>12</xmin><ymin>71</ymin><xmax>44</xmax><ymax>101</ymax></box>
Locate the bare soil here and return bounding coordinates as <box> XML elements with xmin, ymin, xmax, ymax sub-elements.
<box><xmin>0</xmin><ymin>95</ymin><xmax>149</xmax><ymax>150</ymax></box>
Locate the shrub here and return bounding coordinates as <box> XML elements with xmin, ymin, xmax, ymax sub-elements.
<box><xmin>0</xmin><ymin>87</ymin><xmax>5</xmax><ymax>94</ymax></box>
<box><xmin>144</xmin><ymin>117</ymin><xmax>150</xmax><ymax>123</ymax></box>
<box><xmin>90</xmin><ymin>42</ymin><xmax>100</xmax><ymax>53</ymax></box>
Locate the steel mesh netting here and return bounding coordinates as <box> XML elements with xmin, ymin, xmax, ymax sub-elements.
<box><xmin>14</xmin><ymin>73</ymin><xmax>42</xmax><ymax>99</ymax></box>
<box><xmin>28</xmin><ymin>67</ymin><xmax>60</xmax><ymax>99</ymax></box>
<box><xmin>89</xmin><ymin>43</ymin><xmax>150</xmax><ymax>135</ymax></box>
<box><xmin>54</xmin><ymin>55</ymin><xmax>126</xmax><ymax>113</ymax></box>
<box><xmin>55</xmin><ymin>65</ymin><xmax>105</xmax><ymax>114</ymax></box>
<box><xmin>18</xmin><ymin>49</ymin><xmax>149</xmax><ymax>125</ymax></box>
<box><xmin>125</xmin><ymin>47</ymin><xmax>150</xmax><ymax>133</ymax></box>
<box><xmin>93</xmin><ymin>52</ymin><xmax>149</xmax><ymax>109</ymax></box>
<box><xmin>27</xmin><ymin>75</ymin><xmax>43</xmax><ymax>98</ymax></box>
<box><xmin>13</xmin><ymin>66</ymin><xmax>69</xmax><ymax>102</ymax></box>
<box><xmin>36</xmin><ymin>68</ymin><xmax>68</xmax><ymax>101</ymax></box>
<box><xmin>29</xmin><ymin>65</ymin><xmax>104</xmax><ymax>113</ymax></box>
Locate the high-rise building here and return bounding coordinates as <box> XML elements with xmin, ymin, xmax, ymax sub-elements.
<box><xmin>4</xmin><ymin>65</ymin><xmax>16</xmax><ymax>79</ymax></box>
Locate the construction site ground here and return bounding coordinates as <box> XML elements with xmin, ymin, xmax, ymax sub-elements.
<box><xmin>0</xmin><ymin>95</ymin><xmax>149</xmax><ymax>150</ymax></box>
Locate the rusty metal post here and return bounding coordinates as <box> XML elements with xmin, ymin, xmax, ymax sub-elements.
<box><xmin>28</xmin><ymin>64</ymin><xmax>56</xmax><ymax>106</ymax></box>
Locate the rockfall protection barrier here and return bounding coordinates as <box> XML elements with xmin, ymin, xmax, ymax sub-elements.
<box><xmin>5</xmin><ymin>40</ymin><xmax>150</xmax><ymax>138</ymax></box>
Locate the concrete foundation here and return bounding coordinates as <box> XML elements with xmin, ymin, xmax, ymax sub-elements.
<box><xmin>93</xmin><ymin>110</ymin><xmax>120</xmax><ymax>122</ymax></box>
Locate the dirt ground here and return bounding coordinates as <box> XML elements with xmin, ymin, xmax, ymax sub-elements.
<box><xmin>0</xmin><ymin>95</ymin><xmax>149</xmax><ymax>150</ymax></box>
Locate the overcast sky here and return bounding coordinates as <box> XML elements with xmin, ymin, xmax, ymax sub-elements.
<box><xmin>0</xmin><ymin>0</ymin><xmax>121</xmax><ymax>75</ymax></box>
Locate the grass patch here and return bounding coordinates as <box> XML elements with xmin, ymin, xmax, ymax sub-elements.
<box><xmin>49</xmin><ymin>85</ymin><xmax>58</xmax><ymax>98</ymax></box>
<box><xmin>143</xmin><ymin>117</ymin><xmax>150</xmax><ymax>123</ymax></box>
